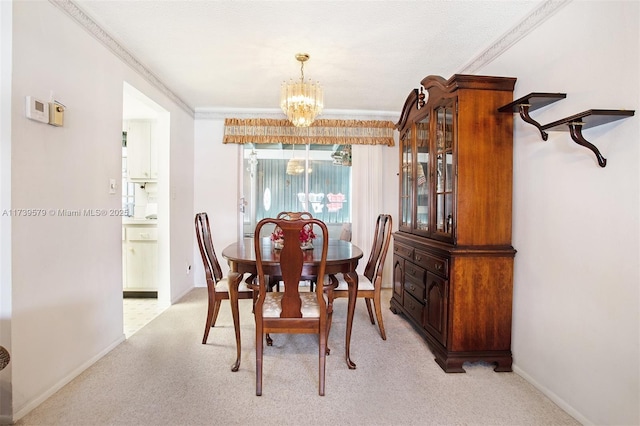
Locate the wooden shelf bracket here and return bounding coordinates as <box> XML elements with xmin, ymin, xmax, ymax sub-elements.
<box><xmin>540</xmin><ymin>109</ymin><xmax>635</xmax><ymax>168</ymax></box>
<box><xmin>567</xmin><ymin>121</ymin><xmax>607</xmax><ymax>167</ymax></box>
<box><xmin>498</xmin><ymin>93</ymin><xmax>566</xmax><ymax>141</ymax></box>
<box><xmin>500</xmin><ymin>92</ymin><xmax>635</xmax><ymax>167</ymax></box>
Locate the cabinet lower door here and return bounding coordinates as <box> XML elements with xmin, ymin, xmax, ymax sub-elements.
<box><xmin>125</xmin><ymin>241</ymin><xmax>158</xmax><ymax>290</ymax></box>
<box><xmin>392</xmin><ymin>255</ymin><xmax>404</xmax><ymax>303</ymax></box>
<box><xmin>424</xmin><ymin>273</ymin><xmax>448</xmax><ymax>345</ymax></box>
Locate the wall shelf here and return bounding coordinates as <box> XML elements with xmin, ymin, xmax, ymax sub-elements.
<box><xmin>540</xmin><ymin>109</ymin><xmax>635</xmax><ymax>167</ymax></box>
<box><xmin>500</xmin><ymin>92</ymin><xmax>635</xmax><ymax>168</ymax></box>
<box><xmin>498</xmin><ymin>92</ymin><xmax>566</xmax><ymax>140</ymax></box>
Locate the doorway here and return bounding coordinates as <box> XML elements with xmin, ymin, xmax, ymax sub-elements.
<box><xmin>122</xmin><ymin>82</ymin><xmax>170</xmax><ymax>337</ymax></box>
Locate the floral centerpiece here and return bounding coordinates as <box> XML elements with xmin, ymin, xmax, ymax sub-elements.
<box><xmin>271</xmin><ymin>224</ymin><xmax>316</xmax><ymax>250</ymax></box>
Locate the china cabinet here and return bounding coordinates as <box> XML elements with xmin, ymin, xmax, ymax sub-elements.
<box><xmin>391</xmin><ymin>74</ymin><xmax>517</xmax><ymax>373</ymax></box>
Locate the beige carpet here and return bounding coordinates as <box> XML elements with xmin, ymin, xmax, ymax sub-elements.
<box><xmin>16</xmin><ymin>288</ymin><xmax>579</xmax><ymax>425</ymax></box>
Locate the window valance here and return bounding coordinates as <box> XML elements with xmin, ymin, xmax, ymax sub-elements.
<box><xmin>223</xmin><ymin>118</ymin><xmax>395</xmax><ymax>146</ymax></box>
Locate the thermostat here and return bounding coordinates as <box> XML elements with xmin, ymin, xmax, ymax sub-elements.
<box><xmin>25</xmin><ymin>96</ymin><xmax>49</xmax><ymax>124</ymax></box>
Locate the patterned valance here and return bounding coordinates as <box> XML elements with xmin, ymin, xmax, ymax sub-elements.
<box><xmin>223</xmin><ymin>118</ymin><xmax>395</xmax><ymax>146</ymax></box>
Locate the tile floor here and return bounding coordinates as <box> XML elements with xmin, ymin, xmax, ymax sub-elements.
<box><xmin>123</xmin><ymin>298</ymin><xmax>169</xmax><ymax>338</ymax></box>
<box><xmin>122</xmin><ymin>284</ymin><xmax>312</xmax><ymax>338</ymax></box>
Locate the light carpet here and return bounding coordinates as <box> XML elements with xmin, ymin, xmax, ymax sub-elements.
<box><xmin>16</xmin><ymin>288</ymin><xmax>579</xmax><ymax>426</ymax></box>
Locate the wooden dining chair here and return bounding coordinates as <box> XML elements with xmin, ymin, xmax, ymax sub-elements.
<box><xmin>276</xmin><ymin>211</ymin><xmax>313</xmax><ymax>220</ymax></box>
<box><xmin>253</xmin><ymin>217</ymin><xmax>331</xmax><ymax>396</ymax></box>
<box><xmin>339</xmin><ymin>222</ymin><xmax>352</xmax><ymax>242</ymax></box>
<box><xmin>328</xmin><ymin>214</ymin><xmax>393</xmax><ymax>340</ymax></box>
<box><xmin>272</xmin><ymin>211</ymin><xmax>315</xmax><ymax>291</ymax></box>
<box><xmin>195</xmin><ymin>212</ymin><xmax>255</xmax><ymax>371</ymax></box>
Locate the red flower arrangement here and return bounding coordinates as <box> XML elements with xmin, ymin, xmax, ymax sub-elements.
<box><xmin>271</xmin><ymin>224</ymin><xmax>316</xmax><ymax>247</ymax></box>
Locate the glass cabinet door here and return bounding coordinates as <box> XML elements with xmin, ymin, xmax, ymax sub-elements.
<box><xmin>415</xmin><ymin>115</ymin><xmax>430</xmax><ymax>233</ymax></box>
<box><xmin>434</xmin><ymin>102</ymin><xmax>454</xmax><ymax>239</ymax></box>
<box><xmin>399</xmin><ymin>129</ymin><xmax>413</xmax><ymax>231</ymax></box>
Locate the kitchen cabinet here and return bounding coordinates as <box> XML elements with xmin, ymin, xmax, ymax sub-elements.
<box><xmin>122</xmin><ymin>223</ymin><xmax>158</xmax><ymax>293</ymax></box>
<box><xmin>124</xmin><ymin>120</ymin><xmax>157</xmax><ymax>181</ymax></box>
<box><xmin>391</xmin><ymin>74</ymin><xmax>517</xmax><ymax>373</ymax></box>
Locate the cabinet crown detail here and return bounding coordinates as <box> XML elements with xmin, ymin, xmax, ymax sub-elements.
<box><xmin>397</xmin><ymin>74</ymin><xmax>516</xmax><ymax>137</ymax></box>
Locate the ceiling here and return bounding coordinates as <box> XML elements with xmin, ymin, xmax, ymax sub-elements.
<box><xmin>72</xmin><ymin>0</ymin><xmax>546</xmax><ymax>116</ymax></box>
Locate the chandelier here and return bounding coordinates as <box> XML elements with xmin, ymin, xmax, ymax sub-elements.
<box><xmin>286</xmin><ymin>144</ymin><xmax>311</xmax><ymax>176</ymax></box>
<box><xmin>280</xmin><ymin>53</ymin><xmax>324</xmax><ymax>127</ymax></box>
<box><xmin>286</xmin><ymin>158</ymin><xmax>305</xmax><ymax>175</ymax></box>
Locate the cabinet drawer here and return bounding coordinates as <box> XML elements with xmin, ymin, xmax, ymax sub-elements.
<box><xmin>394</xmin><ymin>242</ymin><xmax>414</xmax><ymax>260</ymax></box>
<box><xmin>403</xmin><ymin>293</ymin><xmax>424</xmax><ymax>325</ymax></box>
<box><xmin>126</xmin><ymin>227</ymin><xmax>158</xmax><ymax>241</ymax></box>
<box><xmin>404</xmin><ymin>279</ymin><xmax>425</xmax><ymax>303</ymax></box>
<box><xmin>404</xmin><ymin>262</ymin><xmax>426</xmax><ymax>284</ymax></box>
<box><xmin>415</xmin><ymin>250</ymin><xmax>448</xmax><ymax>277</ymax></box>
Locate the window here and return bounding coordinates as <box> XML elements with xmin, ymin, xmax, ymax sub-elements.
<box><xmin>242</xmin><ymin>144</ymin><xmax>351</xmax><ymax>236</ymax></box>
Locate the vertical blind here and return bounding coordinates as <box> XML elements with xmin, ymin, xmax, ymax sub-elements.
<box><xmin>255</xmin><ymin>158</ymin><xmax>350</xmax><ymax>224</ymax></box>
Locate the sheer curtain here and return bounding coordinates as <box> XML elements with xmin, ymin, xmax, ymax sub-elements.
<box><xmin>351</xmin><ymin>144</ymin><xmax>386</xmax><ymax>276</ymax></box>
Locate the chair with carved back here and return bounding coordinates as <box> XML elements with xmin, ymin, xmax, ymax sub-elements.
<box><xmin>328</xmin><ymin>214</ymin><xmax>393</xmax><ymax>340</ymax></box>
<box><xmin>195</xmin><ymin>212</ymin><xmax>255</xmax><ymax>371</ymax></box>
<box><xmin>270</xmin><ymin>211</ymin><xmax>315</xmax><ymax>291</ymax></box>
<box><xmin>253</xmin><ymin>217</ymin><xmax>331</xmax><ymax>396</ymax></box>
<box><xmin>276</xmin><ymin>211</ymin><xmax>313</xmax><ymax>220</ymax></box>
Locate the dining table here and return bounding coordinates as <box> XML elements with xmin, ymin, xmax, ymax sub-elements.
<box><xmin>221</xmin><ymin>237</ymin><xmax>364</xmax><ymax>371</ymax></box>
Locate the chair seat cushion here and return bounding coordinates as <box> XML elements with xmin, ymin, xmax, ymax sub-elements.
<box><xmin>262</xmin><ymin>292</ymin><xmax>327</xmax><ymax>318</ymax></box>
<box><xmin>215</xmin><ymin>272</ymin><xmax>253</xmax><ymax>292</ymax></box>
<box><xmin>334</xmin><ymin>273</ymin><xmax>374</xmax><ymax>291</ymax></box>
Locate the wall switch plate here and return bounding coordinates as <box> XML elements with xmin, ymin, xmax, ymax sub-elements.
<box><xmin>109</xmin><ymin>179</ymin><xmax>117</xmax><ymax>194</ymax></box>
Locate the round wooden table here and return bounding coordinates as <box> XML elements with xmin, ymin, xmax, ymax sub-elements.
<box><xmin>222</xmin><ymin>237</ymin><xmax>364</xmax><ymax>370</ymax></box>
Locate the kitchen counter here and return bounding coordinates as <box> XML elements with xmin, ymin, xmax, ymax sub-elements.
<box><xmin>122</xmin><ymin>218</ymin><xmax>157</xmax><ymax>225</ymax></box>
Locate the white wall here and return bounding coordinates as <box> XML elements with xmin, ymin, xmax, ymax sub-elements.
<box><xmin>193</xmin><ymin>118</ymin><xmax>241</xmax><ymax>284</ymax></box>
<box><xmin>0</xmin><ymin>0</ymin><xmax>13</xmax><ymax>422</ymax></box>
<box><xmin>166</xmin><ymin>109</ymin><xmax>195</xmax><ymax>304</ymax></box>
<box><xmin>5</xmin><ymin>1</ymin><xmax>195</xmax><ymax>420</ymax></box>
<box><xmin>479</xmin><ymin>1</ymin><xmax>639</xmax><ymax>424</ymax></box>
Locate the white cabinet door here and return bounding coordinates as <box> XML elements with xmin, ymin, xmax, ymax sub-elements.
<box><xmin>125</xmin><ymin>120</ymin><xmax>155</xmax><ymax>181</ymax></box>
<box><xmin>149</xmin><ymin>122</ymin><xmax>158</xmax><ymax>180</ymax></box>
<box><xmin>124</xmin><ymin>226</ymin><xmax>158</xmax><ymax>291</ymax></box>
<box><xmin>122</xmin><ymin>227</ymin><xmax>127</xmax><ymax>289</ymax></box>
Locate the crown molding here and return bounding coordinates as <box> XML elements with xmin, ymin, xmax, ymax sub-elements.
<box><xmin>51</xmin><ymin>0</ymin><xmax>194</xmax><ymax>117</ymax></box>
<box><xmin>459</xmin><ymin>0</ymin><xmax>572</xmax><ymax>74</ymax></box>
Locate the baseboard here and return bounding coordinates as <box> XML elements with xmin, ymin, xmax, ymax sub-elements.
<box><xmin>512</xmin><ymin>363</ymin><xmax>592</xmax><ymax>425</ymax></box>
<box><xmin>12</xmin><ymin>335</ymin><xmax>125</xmax><ymax>422</ymax></box>
<box><xmin>172</xmin><ymin>285</ymin><xmax>194</xmax><ymax>304</ymax></box>
<box><xmin>123</xmin><ymin>291</ymin><xmax>157</xmax><ymax>298</ymax></box>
